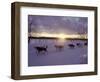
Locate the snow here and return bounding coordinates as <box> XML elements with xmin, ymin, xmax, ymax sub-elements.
<box><xmin>28</xmin><ymin>39</ymin><xmax>88</xmax><ymax>66</ymax></box>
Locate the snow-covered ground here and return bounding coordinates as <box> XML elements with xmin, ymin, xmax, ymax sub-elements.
<box><xmin>28</xmin><ymin>39</ymin><xmax>88</xmax><ymax>66</ymax></box>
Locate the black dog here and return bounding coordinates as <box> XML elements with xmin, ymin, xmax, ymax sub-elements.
<box><xmin>34</xmin><ymin>46</ymin><xmax>48</xmax><ymax>54</ymax></box>
<box><xmin>76</xmin><ymin>43</ymin><xmax>82</xmax><ymax>47</ymax></box>
<box><xmin>84</xmin><ymin>42</ymin><xmax>87</xmax><ymax>46</ymax></box>
<box><xmin>68</xmin><ymin>44</ymin><xmax>75</xmax><ymax>48</ymax></box>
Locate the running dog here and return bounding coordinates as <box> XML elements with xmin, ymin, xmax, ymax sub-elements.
<box><xmin>68</xmin><ymin>44</ymin><xmax>75</xmax><ymax>48</ymax></box>
<box><xmin>84</xmin><ymin>42</ymin><xmax>87</xmax><ymax>46</ymax></box>
<box><xmin>34</xmin><ymin>46</ymin><xmax>48</xmax><ymax>54</ymax></box>
<box><xmin>76</xmin><ymin>43</ymin><xmax>82</xmax><ymax>47</ymax></box>
<box><xmin>54</xmin><ymin>45</ymin><xmax>64</xmax><ymax>51</ymax></box>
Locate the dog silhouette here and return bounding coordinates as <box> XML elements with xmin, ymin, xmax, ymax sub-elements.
<box><xmin>84</xmin><ymin>42</ymin><xmax>87</xmax><ymax>46</ymax></box>
<box><xmin>76</xmin><ymin>43</ymin><xmax>82</xmax><ymax>47</ymax></box>
<box><xmin>68</xmin><ymin>44</ymin><xmax>75</xmax><ymax>48</ymax></box>
<box><xmin>54</xmin><ymin>45</ymin><xmax>64</xmax><ymax>51</ymax></box>
<box><xmin>34</xmin><ymin>46</ymin><xmax>48</xmax><ymax>54</ymax></box>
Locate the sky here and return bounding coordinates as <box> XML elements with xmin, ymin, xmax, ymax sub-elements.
<box><xmin>28</xmin><ymin>15</ymin><xmax>88</xmax><ymax>34</ymax></box>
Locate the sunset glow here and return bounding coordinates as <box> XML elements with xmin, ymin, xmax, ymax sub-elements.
<box><xmin>29</xmin><ymin>32</ymin><xmax>87</xmax><ymax>39</ymax></box>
